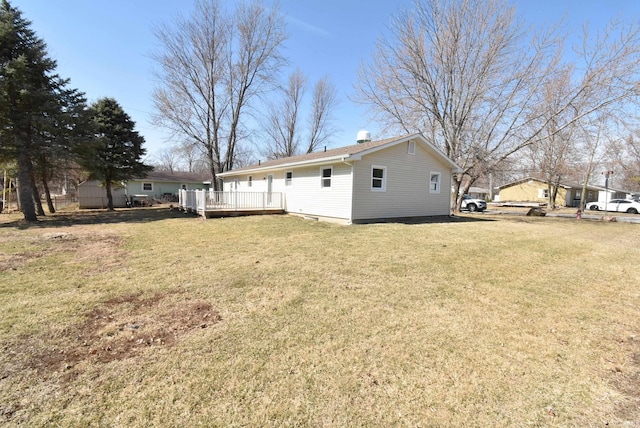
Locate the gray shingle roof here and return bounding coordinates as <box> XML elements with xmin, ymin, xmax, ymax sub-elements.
<box><xmin>137</xmin><ymin>170</ymin><xmax>211</xmax><ymax>183</ymax></box>
<box><xmin>219</xmin><ymin>134</ymin><xmax>419</xmax><ymax>176</ymax></box>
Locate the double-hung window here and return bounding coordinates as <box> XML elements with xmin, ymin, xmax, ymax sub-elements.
<box><xmin>429</xmin><ymin>172</ymin><xmax>440</xmax><ymax>193</ymax></box>
<box><xmin>142</xmin><ymin>182</ymin><xmax>153</xmax><ymax>192</ymax></box>
<box><xmin>248</xmin><ymin>176</ymin><xmax>253</xmax><ymax>187</ymax></box>
<box><xmin>285</xmin><ymin>171</ymin><xmax>293</xmax><ymax>186</ymax></box>
<box><xmin>321</xmin><ymin>167</ymin><xmax>332</xmax><ymax>188</ymax></box>
<box><xmin>371</xmin><ymin>166</ymin><xmax>386</xmax><ymax>191</ymax></box>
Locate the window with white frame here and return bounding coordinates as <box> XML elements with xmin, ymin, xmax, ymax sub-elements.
<box><xmin>408</xmin><ymin>141</ymin><xmax>416</xmax><ymax>155</ymax></box>
<box><xmin>538</xmin><ymin>188</ymin><xmax>549</xmax><ymax>198</ymax></box>
<box><xmin>285</xmin><ymin>171</ymin><xmax>293</xmax><ymax>186</ymax></box>
<box><xmin>371</xmin><ymin>166</ymin><xmax>386</xmax><ymax>191</ymax></box>
<box><xmin>321</xmin><ymin>167</ymin><xmax>332</xmax><ymax>188</ymax></box>
<box><xmin>429</xmin><ymin>172</ymin><xmax>441</xmax><ymax>193</ymax></box>
<box><xmin>248</xmin><ymin>176</ymin><xmax>252</xmax><ymax>187</ymax></box>
<box><xmin>142</xmin><ymin>182</ymin><xmax>153</xmax><ymax>191</ymax></box>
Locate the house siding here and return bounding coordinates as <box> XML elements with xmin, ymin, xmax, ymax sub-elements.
<box><xmin>126</xmin><ymin>180</ymin><xmax>208</xmax><ymax>199</ymax></box>
<box><xmin>499</xmin><ymin>180</ymin><xmax>566</xmax><ymax>206</ymax></box>
<box><xmin>351</xmin><ymin>141</ymin><xmax>452</xmax><ymax>220</ymax></box>
<box><xmin>224</xmin><ymin>163</ymin><xmax>353</xmax><ymax>220</ymax></box>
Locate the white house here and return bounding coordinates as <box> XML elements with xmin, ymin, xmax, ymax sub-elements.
<box><xmin>217</xmin><ymin>133</ymin><xmax>461</xmax><ymax>224</ymax></box>
<box><xmin>78</xmin><ymin>171</ymin><xmax>211</xmax><ymax>209</ymax></box>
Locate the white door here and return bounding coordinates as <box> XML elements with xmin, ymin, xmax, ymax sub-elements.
<box><xmin>267</xmin><ymin>174</ymin><xmax>273</xmax><ymax>205</ymax></box>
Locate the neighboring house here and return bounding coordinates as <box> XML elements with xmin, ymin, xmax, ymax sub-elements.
<box><xmin>78</xmin><ymin>171</ymin><xmax>211</xmax><ymax>209</ymax></box>
<box><xmin>591</xmin><ymin>186</ymin><xmax>634</xmax><ymax>203</ymax></box>
<box><xmin>496</xmin><ymin>177</ymin><xmax>599</xmax><ymax>207</ymax></box>
<box><xmin>466</xmin><ymin>186</ymin><xmax>488</xmax><ymax>200</ymax></box>
<box><xmin>126</xmin><ymin>171</ymin><xmax>211</xmax><ymax>200</ymax></box>
<box><xmin>217</xmin><ymin>133</ymin><xmax>461</xmax><ymax>224</ymax></box>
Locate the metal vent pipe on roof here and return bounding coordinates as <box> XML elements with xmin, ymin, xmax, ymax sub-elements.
<box><xmin>357</xmin><ymin>130</ymin><xmax>371</xmax><ymax>144</ymax></box>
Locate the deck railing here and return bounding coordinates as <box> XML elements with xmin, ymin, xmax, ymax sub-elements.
<box><xmin>178</xmin><ymin>190</ymin><xmax>284</xmax><ymax>213</ymax></box>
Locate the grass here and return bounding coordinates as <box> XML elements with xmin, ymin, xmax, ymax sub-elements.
<box><xmin>0</xmin><ymin>207</ymin><xmax>638</xmax><ymax>426</ymax></box>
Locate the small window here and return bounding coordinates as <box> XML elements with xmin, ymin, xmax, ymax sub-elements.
<box><xmin>321</xmin><ymin>167</ymin><xmax>332</xmax><ymax>188</ymax></box>
<box><xmin>285</xmin><ymin>171</ymin><xmax>293</xmax><ymax>186</ymax></box>
<box><xmin>142</xmin><ymin>182</ymin><xmax>153</xmax><ymax>191</ymax></box>
<box><xmin>429</xmin><ymin>172</ymin><xmax>440</xmax><ymax>193</ymax></box>
<box><xmin>371</xmin><ymin>166</ymin><xmax>386</xmax><ymax>191</ymax></box>
<box><xmin>181</xmin><ymin>184</ymin><xmax>187</xmax><ymax>190</ymax></box>
<box><xmin>538</xmin><ymin>188</ymin><xmax>549</xmax><ymax>198</ymax></box>
<box><xmin>248</xmin><ymin>176</ymin><xmax>252</xmax><ymax>187</ymax></box>
<box><xmin>408</xmin><ymin>141</ymin><xmax>416</xmax><ymax>155</ymax></box>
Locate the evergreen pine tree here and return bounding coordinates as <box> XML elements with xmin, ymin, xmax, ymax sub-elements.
<box><xmin>0</xmin><ymin>0</ymin><xmax>83</xmax><ymax>220</ymax></box>
<box><xmin>81</xmin><ymin>97</ymin><xmax>152</xmax><ymax>211</ymax></box>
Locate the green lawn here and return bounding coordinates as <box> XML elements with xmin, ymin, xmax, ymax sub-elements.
<box><xmin>0</xmin><ymin>209</ymin><xmax>638</xmax><ymax>426</ymax></box>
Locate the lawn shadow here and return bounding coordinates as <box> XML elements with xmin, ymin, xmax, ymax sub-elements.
<box><xmin>353</xmin><ymin>214</ymin><xmax>496</xmax><ymax>225</ymax></box>
<box><xmin>0</xmin><ymin>206</ymin><xmax>194</xmax><ymax>229</ymax></box>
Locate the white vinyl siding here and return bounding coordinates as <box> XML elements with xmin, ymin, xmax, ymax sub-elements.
<box><xmin>222</xmin><ymin>165</ymin><xmax>353</xmax><ymax>221</ymax></box>
<box><xmin>352</xmin><ymin>141</ymin><xmax>452</xmax><ymax>220</ymax></box>
<box><xmin>286</xmin><ymin>164</ymin><xmax>352</xmax><ymax>219</ymax></box>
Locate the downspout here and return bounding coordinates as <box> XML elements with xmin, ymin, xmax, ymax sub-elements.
<box><xmin>342</xmin><ymin>157</ymin><xmax>355</xmax><ymax>223</ymax></box>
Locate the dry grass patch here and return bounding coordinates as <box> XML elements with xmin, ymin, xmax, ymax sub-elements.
<box><xmin>0</xmin><ymin>209</ymin><xmax>638</xmax><ymax>426</ymax></box>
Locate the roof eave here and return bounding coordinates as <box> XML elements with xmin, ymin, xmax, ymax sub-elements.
<box><xmin>218</xmin><ymin>154</ymin><xmax>353</xmax><ymax>177</ymax></box>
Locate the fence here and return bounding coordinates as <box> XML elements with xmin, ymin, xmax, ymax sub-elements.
<box><xmin>178</xmin><ymin>190</ymin><xmax>284</xmax><ymax>213</ymax></box>
<box><xmin>50</xmin><ymin>195</ymin><xmax>77</xmax><ymax>211</ymax></box>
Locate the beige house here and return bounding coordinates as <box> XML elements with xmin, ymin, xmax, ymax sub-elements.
<box><xmin>497</xmin><ymin>177</ymin><xmax>599</xmax><ymax>207</ymax></box>
<box><xmin>218</xmin><ymin>133</ymin><xmax>461</xmax><ymax>223</ymax></box>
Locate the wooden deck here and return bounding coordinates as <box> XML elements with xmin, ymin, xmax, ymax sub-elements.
<box><xmin>178</xmin><ymin>190</ymin><xmax>285</xmax><ymax>218</ymax></box>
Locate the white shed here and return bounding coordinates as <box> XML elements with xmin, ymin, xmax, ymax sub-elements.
<box><xmin>77</xmin><ymin>180</ymin><xmax>128</xmax><ymax>209</ymax></box>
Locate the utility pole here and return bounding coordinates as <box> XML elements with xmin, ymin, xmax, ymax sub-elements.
<box><xmin>602</xmin><ymin>170</ymin><xmax>614</xmax><ymax>217</ymax></box>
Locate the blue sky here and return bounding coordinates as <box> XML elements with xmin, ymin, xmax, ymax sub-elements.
<box><xmin>11</xmin><ymin>0</ymin><xmax>640</xmax><ymax>162</ymax></box>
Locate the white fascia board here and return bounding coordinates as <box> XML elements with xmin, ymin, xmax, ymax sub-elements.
<box><xmin>218</xmin><ymin>154</ymin><xmax>352</xmax><ymax>177</ymax></box>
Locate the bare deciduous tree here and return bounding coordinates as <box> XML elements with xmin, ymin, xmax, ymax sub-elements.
<box><xmin>264</xmin><ymin>69</ymin><xmax>306</xmax><ymax>159</ymax></box>
<box><xmin>524</xmin><ymin>66</ymin><xmax>581</xmax><ymax>208</ymax></box>
<box><xmin>611</xmin><ymin>132</ymin><xmax>640</xmax><ymax>192</ymax></box>
<box><xmin>355</xmin><ymin>0</ymin><xmax>640</xmax><ymax>210</ymax></box>
<box><xmin>152</xmin><ymin>0</ymin><xmax>287</xmax><ymax>189</ymax></box>
<box><xmin>263</xmin><ymin>72</ymin><xmax>339</xmax><ymax>159</ymax></box>
<box><xmin>306</xmin><ymin>75</ymin><xmax>338</xmax><ymax>153</ymax></box>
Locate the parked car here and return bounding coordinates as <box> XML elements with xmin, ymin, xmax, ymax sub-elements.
<box><xmin>586</xmin><ymin>199</ymin><xmax>640</xmax><ymax>214</ymax></box>
<box><xmin>460</xmin><ymin>195</ymin><xmax>487</xmax><ymax>212</ymax></box>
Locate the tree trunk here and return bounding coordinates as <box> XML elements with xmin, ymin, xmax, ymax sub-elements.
<box><xmin>106</xmin><ymin>180</ymin><xmax>114</xmax><ymax>211</ymax></box>
<box><xmin>41</xmin><ymin>174</ymin><xmax>55</xmax><ymax>214</ymax></box>
<box><xmin>452</xmin><ymin>178</ymin><xmax>465</xmax><ymax>213</ymax></box>
<box><xmin>17</xmin><ymin>146</ymin><xmax>37</xmax><ymax>221</ymax></box>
